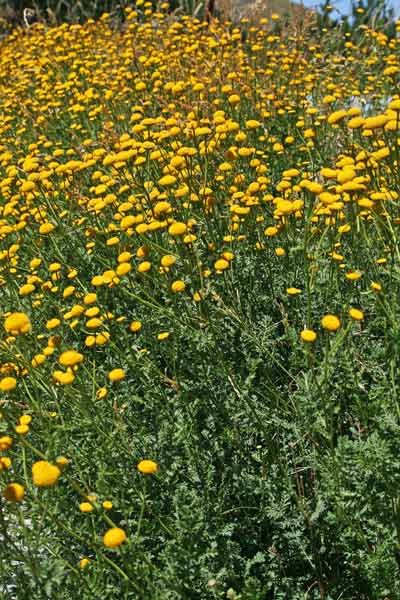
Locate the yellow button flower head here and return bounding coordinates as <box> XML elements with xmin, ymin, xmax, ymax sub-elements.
<box><xmin>86</xmin><ymin>316</ymin><xmax>103</xmax><ymax>330</ymax></box>
<box><xmin>32</xmin><ymin>460</ymin><xmax>61</xmax><ymax>487</ymax></box>
<box><xmin>39</xmin><ymin>222</ymin><xmax>55</xmax><ymax>235</ymax></box>
<box><xmin>129</xmin><ymin>321</ymin><xmax>142</xmax><ymax>333</ymax></box>
<box><xmin>32</xmin><ymin>353</ymin><xmax>46</xmax><ymax>368</ymax></box>
<box><xmin>171</xmin><ymin>280</ymin><xmax>186</xmax><ymax>293</ymax></box>
<box><xmin>19</xmin><ymin>284</ymin><xmax>35</xmax><ymax>296</ymax></box>
<box><xmin>15</xmin><ymin>424</ymin><xmax>29</xmax><ymax>435</ymax></box>
<box><xmin>116</xmin><ymin>262</ymin><xmax>131</xmax><ymax>276</ymax></box>
<box><xmin>108</xmin><ymin>368</ymin><xmax>125</xmax><ymax>382</ymax></box>
<box><xmin>95</xmin><ymin>332</ymin><xmax>110</xmax><ymax>346</ymax></box>
<box><xmin>286</xmin><ymin>287</ymin><xmax>301</xmax><ymax>295</ymax></box>
<box><xmin>46</xmin><ymin>318</ymin><xmax>60</xmax><ymax>330</ymax></box>
<box><xmin>264</xmin><ymin>226</ymin><xmax>278</xmax><ymax>237</ymax></box>
<box><xmin>168</xmin><ymin>222</ymin><xmax>187</xmax><ymax>236</ymax></box>
<box><xmin>161</xmin><ymin>255</ymin><xmax>177</xmax><ymax>267</ymax></box>
<box><xmin>300</xmin><ymin>329</ymin><xmax>317</xmax><ymax>343</ymax></box>
<box><xmin>228</xmin><ymin>94</ymin><xmax>240</xmax><ymax>105</ymax></box>
<box><xmin>137</xmin><ymin>261</ymin><xmax>151</xmax><ymax>273</ymax></box>
<box><xmin>103</xmin><ymin>527</ymin><xmax>127</xmax><ymax>548</ymax></box>
<box><xmin>137</xmin><ymin>459</ymin><xmax>158</xmax><ymax>475</ymax></box>
<box><xmin>349</xmin><ymin>308</ymin><xmax>364</xmax><ymax>321</ymax></box>
<box><xmin>321</xmin><ymin>314</ymin><xmax>341</xmax><ymax>332</ymax></box>
<box><xmin>0</xmin><ymin>457</ymin><xmax>12</xmax><ymax>471</ymax></box>
<box><xmin>157</xmin><ymin>331</ymin><xmax>170</xmax><ymax>341</ymax></box>
<box><xmin>371</xmin><ymin>281</ymin><xmax>382</xmax><ymax>292</ymax></box>
<box><xmin>59</xmin><ymin>350</ymin><xmax>84</xmax><ymax>367</ymax></box>
<box><xmin>158</xmin><ymin>174</ymin><xmax>176</xmax><ymax>186</ymax></box>
<box><xmin>19</xmin><ymin>415</ymin><xmax>32</xmax><ymax>425</ymax></box>
<box><xmin>214</xmin><ymin>259</ymin><xmax>229</xmax><ymax>271</ymax></box>
<box><xmin>0</xmin><ymin>436</ymin><xmax>12</xmax><ymax>451</ymax></box>
<box><xmin>84</xmin><ymin>293</ymin><xmax>97</xmax><ymax>304</ymax></box>
<box><xmin>0</xmin><ymin>377</ymin><xmax>17</xmax><ymax>392</ymax></box>
<box><xmin>245</xmin><ymin>119</ymin><xmax>261</xmax><ymax>129</ymax></box>
<box><xmin>96</xmin><ymin>387</ymin><xmax>108</xmax><ymax>399</ymax></box>
<box><xmin>53</xmin><ymin>370</ymin><xmax>75</xmax><ymax>385</ymax></box>
<box><xmin>79</xmin><ymin>502</ymin><xmax>94</xmax><ymax>513</ymax></box>
<box><xmin>4</xmin><ymin>312</ymin><xmax>31</xmax><ymax>335</ymax></box>
<box><xmin>3</xmin><ymin>483</ymin><xmax>25</xmax><ymax>502</ymax></box>
<box><xmin>345</xmin><ymin>271</ymin><xmax>362</xmax><ymax>281</ymax></box>
<box><xmin>79</xmin><ymin>558</ymin><xmax>90</xmax><ymax>569</ymax></box>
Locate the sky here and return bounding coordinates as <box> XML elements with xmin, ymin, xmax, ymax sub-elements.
<box><xmin>298</xmin><ymin>0</ymin><xmax>400</xmax><ymax>17</ymax></box>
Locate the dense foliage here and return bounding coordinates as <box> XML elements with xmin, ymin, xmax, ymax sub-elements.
<box><xmin>1</xmin><ymin>6</ymin><xmax>400</xmax><ymax>599</ymax></box>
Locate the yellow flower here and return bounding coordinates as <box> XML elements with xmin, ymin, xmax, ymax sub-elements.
<box><xmin>79</xmin><ymin>558</ymin><xmax>90</xmax><ymax>569</ymax></box>
<box><xmin>327</xmin><ymin>110</ymin><xmax>347</xmax><ymax>125</ymax></box>
<box><xmin>108</xmin><ymin>368</ymin><xmax>125</xmax><ymax>382</ymax></box>
<box><xmin>321</xmin><ymin>314</ymin><xmax>341</xmax><ymax>332</ymax></box>
<box><xmin>4</xmin><ymin>312</ymin><xmax>31</xmax><ymax>335</ymax></box>
<box><xmin>161</xmin><ymin>255</ymin><xmax>177</xmax><ymax>267</ymax></box>
<box><xmin>86</xmin><ymin>317</ymin><xmax>103</xmax><ymax>329</ymax></box>
<box><xmin>349</xmin><ymin>308</ymin><xmax>364</xmax><ymax>321</ymax></box>
<box><xmin>137</xmin><ymin>459</ymin><xmax>158</xmax><ymax>474</ymax></box>
<box><xmin>31</xmin><ymin>353</ymin><xmax>46</xmax><ymax>367</ymax></box>
<box><xmin>264</xmin><ymin>226</ymin><xmax>278</xmax><ymax>237</ymax></box>
<box><xmin>32</xmin><ymin>460</ymin><xmax>61</xmax><ymax>487</ymax></box>
<box><xmin>117</xmin><ymin>251</ymin><xmax>132</xmax><ymax>263</ymax></box>
<box><xmin>158</xmin><ymin>174</ymin><xmax>177</xmax><ymax>186</ymax></box>
<box><xmin>345</xmin><ymin>271</ymin><xmax>362</xmax><ymax>281</ymax></box>
<box><xmin>137</xmin><ymin>261</ymin><xmax>151</xmax><ymax>273</ymax></box>
<box><xmin>46</xmin><ymin>318</ymin><xmax>61</xmax><ymax>330</ymax></box>
<box><xmin>214</xmin><ymin>259</ymin><xmax>229</xmax><ymax>271</ymax></box>
<box><xmin>95</xmin><ymin>332</ymin><xmax>110</xmax><ymax>346</ymax></box>
<box><xmin>19</xmin><ymin>415</ymin><xmax>32</xmax><ymax>425</ymax></box>
<box><xmin>39</xmin><ymin>222</ymin><xmax>55</xmax><ymax>235</ymax></box>
<box><xmin>80</xmin><ymin>502</ymin><xmax>94</xmax><ymax>513</ymax></box>
<box><xmin>157</xmin><ymin>331</ymin><xmax>170</xmax><ymax>341</ymax></box>
<box><xmin>171</xmin><ymin>280</ymin><xmax>186</xmax><ymax>293</ymax></box>
<box><xmin>59</xmin><ymin>350</ymin><xmax>84</xmax><ymax>367</ymax></box>
<box><xmin>3</xmin><ymin>483</ymin><xmax>25</xmax><ymax>502</ymax></box>
<box><xmin>168</xmin><ymin>222</ymin><xmax>187</xmax><ymax>236</ymax></box>
<box><xmin>245</xmin><ymin>119</ymin><xmax>261</xmax><ymax>129</ymax></box>
<box><xmin>103</xmin><ymin>527</ymin><xmax>127</xmax><ymax>548</ymax></box>
<box><xmin>371</xmin><ymin>281</ymin><xmax>382</xmax><ymax>292</ymax></box>
<box><xmin>0</xmin><ymin>435</ymin><xmax>12</xmax><ymax>451</ymax></box>
<box><xmin>91</xmin><ymin>275</ymin><xmax>105</xmax><ymax>286</ymax></box>
<box><xmin>84</xmin><ymin>293</ymin><xmax>97</xmax><ymax>304</ymax></box>
<box><xmin>0</xmin><ymin>457</ymin><xmax>11</xmax><ymax>471</ymax></box>
<box><xmin>19</xmin><ymin>284</ymin><xmax>35</xmax><ymax>296</ymax></box>
<box><xmin>53</xmin><ymin>370</ymin><xmax>75</xmax><ymax>385</ymax></box>
<box><xmin>286</xmin><ymin>287</ymin><xmax>301</xmax><ymax>295</ymax></box>
<box><xmin>21</xmin><ymin>180</ymin><xmax>36</xmax><ymax>192</ymax></box>
<box><xmin>300</xmin><ymin>329</ymin><xmax>317</xmax><ymax>343</ymax></box>
<box><xmin>129</xmin><ymin>321</ymin><xmax>142</xmax><ymax>332</ymax></box>
<box><xmin>96</xmin><ymin>387</ymin><xmax>108</xmax><ymax>399</ymax></box>
<box><xmin>116</xmin><ymin>262</ymin><xmax>131</xmax><ymax>276</ymax></box>
<box><xmin>102</xmin><ymin>500</ymin><xmax>113</xmax><ymax>510</ymax></box>
<box><xmin>15</xmin><ymin>424</ymin><xmax>29</xmax><ymax>435</ymax></box>
<box><xmin>228</xmin><ymin>94</ymin><xmax>240</xmax><ymax>105</ymax></box>
<box><xmin>0</xmin><ymin>377</ymin><xmax>17</xmax><ymax>392</ymax></box>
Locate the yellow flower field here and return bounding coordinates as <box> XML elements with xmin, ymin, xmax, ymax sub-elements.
<box><xmin>1</xmin><ymin>5</ymin><xmax>400</xmax><ymax>598</ymax></box>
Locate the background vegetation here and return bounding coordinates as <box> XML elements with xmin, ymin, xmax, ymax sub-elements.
<box><xmin>0</xmin><ymin>2</ymin><xmax>400</xmax><ymax>599</ymax></box>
